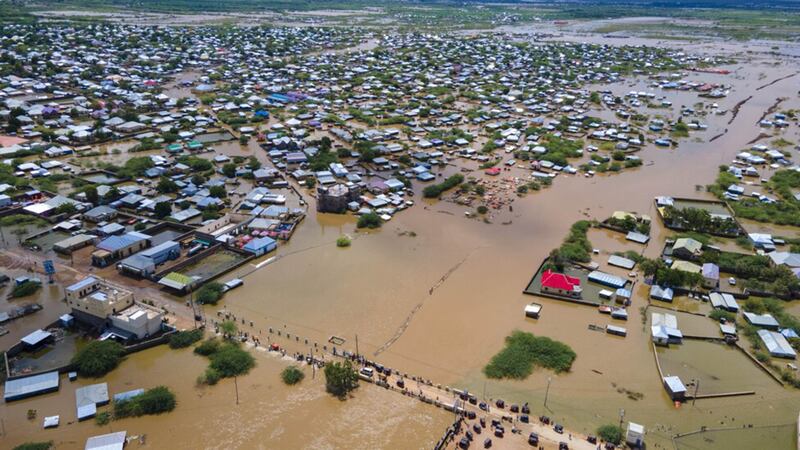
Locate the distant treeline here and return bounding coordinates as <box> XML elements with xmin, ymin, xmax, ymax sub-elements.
<box><xmin>21</xmin><ymin>0</ymin><xmax>800</xmax><ymax>13</ymax></box>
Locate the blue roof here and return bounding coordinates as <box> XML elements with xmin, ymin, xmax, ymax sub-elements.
<box><xmin>97</xmin><ymin>232</ymin><xmax>150</xmax><ymax>252</ymax></box>
<box><xmin>140</xmin><ymin>240</ymin><xmax>179</xmax><ymax>258</ymax></box>
<box><xmin>244</xmin><ymin>236</ymin><xmax>276</xmax><ymax>251</ymax></box>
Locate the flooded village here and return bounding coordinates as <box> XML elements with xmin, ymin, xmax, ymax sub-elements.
<box><xmin>1</xmin><ymin>3</ymin><xmax>800</xmax><ymax>450</ymax></box>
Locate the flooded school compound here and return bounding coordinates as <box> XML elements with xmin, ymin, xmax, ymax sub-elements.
<box><xmin>2</xmin><ymin>2</ymin><xmax>800</xmax><ymax>450</ymax></box>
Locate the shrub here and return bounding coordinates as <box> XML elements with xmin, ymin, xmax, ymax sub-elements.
<box><xmin>194</xmin><ymin>338</ymin><xmax>222</xmax><ymax>356</ymax></box>
<box><xmin>169</xmin><ymin>329</ymin><xmax>204</xmax><ymax>349</ymax></box>
<box><xmin>113</xmin><ymin>386</ymin><xmax>176</xmax><ymax>418</ymax></box>
<box><xmin>281</xmin><ymin>366</ymin><xmax>305</xmax><ymax>385</ymax></box>
<box><xmin>199</xmin><ymin>367</ymin><xmax>221</xmax><ymax>385</ymax></box>
<box><xmin>336</xmin><ymin>236</ymin><xmax>351</xmax><ymax>247</ymax></box>
<box><xmin>484</xmin><ymin>330</ymin><xmax>576</xmax><ymax>379</ymax></box>
<box><xmin>357</xmin><ymin>212</ymin><xmax>382</xmax><ymax>229</ymax></box>
<box><xmin>423</xmin><ymin>173</ymin><xmax>464</xmax><ymax>198</ymax></box>
<box><xmin>95</xmin><ymin>411</ymin><xmax>111</xmax><ymax>426</ymax></box>
<box><xmin>477</xmin><ymin>205</ymin><xmax>488</xmax><ymax>215</ymax></box>
<box><xmin>13</xmin><ymin>443</ymin><xmax>52</xmax><ymax>450</ymax></box>
<box><xmin>71</xmin><ymin>340</ymin><xmax>125</xmax><ymax>377</ymax></box>
<box><xmin>196</xmin><ymin>282</ymin><xmax>225</xmax><ymax>305</ymax></box>
<box><xmin>597</xmin><ymin>424</ymin><xmax>622</xmax><ymax>445</ymax></box>
<box><xmin>11</xmin><ymin>280</ymin><xmax>41</xmax><ymax>298</ymax></box>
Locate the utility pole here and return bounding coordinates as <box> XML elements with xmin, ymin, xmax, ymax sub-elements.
<box><xmin>692</xmin><ymin>379</ymin><xmax>700</xmax><ymax>406</ymax></box>
<box><xmin>544</xmin><ymin>376</ymin><xmax>552</xmax><ymax>409</ymax></box>
<box><xmin>355</xmin><ymin>334</ymin><xmax>359</xmax><ymax>360</ymax></box>
<box><xmin>619</xmin><ymin>408</ymin><xmax>625</xmax><ymax>430</ymax></box>
<box><xmin>234</xmin><ymin>376</ymin><xmax>239</xmax><ymax>405</ymax></box>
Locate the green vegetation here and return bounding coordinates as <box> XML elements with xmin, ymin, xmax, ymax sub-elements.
<box><xmin>336</xmin><ymin>235</ymin><xmax>352</xmax><ymax>247</ymax></box>
<box><xmin>12</xmin><ymin>443</ymin><xmax>53</xmax><ymax>450</ymax></box>
<box><xmin>597</xmin><ymin>424</ymin><xmax>623</xmax><ymax>445</ymax></box>
<box><xmin>484</xmin><ymin>330</ymin><xmax>576</xmax><ymax>379</ymax></box>
<box><xmin>699</xmin><ymin>250</ymin><xmax>799</xmax><ymax>297</ymax></box>
<box><xmin>10</xmin><ymin>280</ymin><xmax>41</xmax><ymax>298</ymax></box>
<box><xmin>113</xmin><ymin>386</ymin><xmax>176</xmax><ymax>418</ymax></box>
<box><xmin>196</xmin><ymin>282</ymin><xmax>225</xmax><ymax>305</ymax></box>
<box><xmin>71</xmin><ymin>340</ymin><xmax>126</xmax><ymax>378</ymax></box>
<box><xmin>209</xmin><ymin>344</ymin><xmax>255</xmax><ymax>377</ymax></box>
<box><xmin>662</xmin><ymin>205</ymin><xmax>740</xmax><ymax>236</ymax></box>
<box><xmin>0</xmin><ymin>214</ymin><xmax>46</xmax><ymax>228</ymax></box>
<box><xmin>709</xmin><ymin>309</ymin><xmax>736</xmax><ymax>323</ymax></box>
<box><xmin>169</xmin><ymin>329</ymin><xmax>204</xmax><ymax>349</ymax></box>
<box><xmin>194</xmin><ymin>338</ymin><xmax>222</xmax><ymax>356</ymax></box>
<box><xmin>324</xmin><ymin>360</ymin><xmax>359</xmax><ymax>399</ymax></box>
<box><xmin>356</xmin><ymin>212</ymin><xmax>382</xmax><ymax>229</ymax></box>
<box><xmin>606</xmin><ymin>215</ymin><xmax>650</xmax><ymax>235</ymax></box>
<box><xmin>281</xmin><ymin>366</ymin><xmax>305</xmax><ymax>385</ymax></box>
<box><xmin>546</xmin><ymin>220</ymin><xmax>593</xmax><ymax>270</ymax></box>
<box><xmin>422</xmin><ymin>173</ymin><xmax>464</xmax><ymax>198</ymax></box>
<box><xmin>640</xmin><ymin>257</ymin><xmax>704</xmax><ymax>289</ymax></box>
<box><xmin>710</xmin><ymin>168</ymin><xmax>800</xmax><ymax>227</ymax></box>
<box><xmin>95</xmin><ymin>411</ymin><xmax>111</xmax><ymax>426</ymax></box>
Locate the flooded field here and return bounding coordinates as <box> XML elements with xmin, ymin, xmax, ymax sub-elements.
<box><xmin>1</xmin><ymin>345</ymin><xmax>453</xmax><ymax>450</ymax></box>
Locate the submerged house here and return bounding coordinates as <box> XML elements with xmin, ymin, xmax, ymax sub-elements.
<box><xmin>540</xmin><ymin>270</ymin><xmax>582</xmax><ymax>298</ymax></box>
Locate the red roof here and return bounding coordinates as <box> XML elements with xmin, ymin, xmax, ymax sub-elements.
<box><xmin>485</xmin><ymin>167</ymin><xmax>501</xmax><ymax>176</ymax></box>
<box><xmin>541</xmin><ymin>269</ymin><xmax>580</xmax><ymax>291</ymax></box>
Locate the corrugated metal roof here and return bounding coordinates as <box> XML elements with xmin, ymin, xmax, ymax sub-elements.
<box><xmin>588</xmin><ymin>270</ymin><xmax>626</xmax><ymax>288</ymax></box>
<box><xmin>4</xmin><ymin>371</ymin><xmax>60</xmax><ymax>401</ymax></box>
<box><xmin>67</xmin><ymin>276</ymin><xmax>98</xmax><ymax>292</ymax></box>
<box><xmin>85</xmin><ymin>431</ymin><xmax>127</xmax><ymax>450</ymax></box>
<box><xmin>758</xmin><ymin>329</ymin><xmax>796</xmax><ymax>358</ymax></box>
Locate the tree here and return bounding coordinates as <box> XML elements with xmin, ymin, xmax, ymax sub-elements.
<box><xmin>71</xmin><ymin>340</ymin><xmax>125</xmax><ymax>377</ymax></box>
<box><xmin>196</xmin><ymin>282</ymin><xmax>225</xmax><ymax>305</ymax></box>
<box><xmin>222</xmin><ymin>163</ymin><xmax>237</xmax><ymax>178</ymax></box>
<box><xmin>597</xmin><ymin>424</ymin><xmax>622</xmax><ymax>445</ymax></box>
<box><xmin>55</xmin><ymin>202</ymin><xmax>76</xmax><ymax>215</ymax></box>
<box><xmin>157</xmin><ymin>177</ymin><xmax>178</xmax><ymax>194</ymax></box>
<box><xmin>324</xmin><ymin>360</ymin><xmax>359</xmax><ymax>399</ymax></box>
<box><xmin>247</xmin><ymin>156</ymin><xmax>261</xmax><ymax>170</ymax></box>
<box><xmin>357</xmin><ymin>212</ymin><xmax>382</xmax><ymax>229</ymax></box>
<box><xmin>154</xmin><ymin>201</ymin><xmax>172</xmax><ymax>219</ymax></box>
<box><xmin>220</xmin><ymin>320</ymin><xmax>238</xmax><ymax>339</ymax></box>
<box><xmin>84</xmin><ymin>185</ymin><xmax>99</xmax><ymax>205</ymax></box>
<box><xmin>208</xmin><ymin>185</ymin><xmax>227</xmax><ymax>199</ymax></box>
<box><xmin>209</xmin><ymin>344</ymin><xmax>255</xmax><ymax>377</ymax></box>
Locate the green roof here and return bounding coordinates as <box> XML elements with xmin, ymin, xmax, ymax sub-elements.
<box><xmin>158</xmin><ymin>272</ymin><xmax>193</xmax><ymax>290</ymax></box>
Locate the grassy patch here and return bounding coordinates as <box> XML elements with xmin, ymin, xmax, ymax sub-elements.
<box><xmin>484</xmin><ymin>330</ymin><xmax>576</xmax><ymax>379</ymax></box>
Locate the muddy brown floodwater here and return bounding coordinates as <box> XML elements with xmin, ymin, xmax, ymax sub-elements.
<box><xmin>3</xmin><ymin>31</ymin><xmax>800</xmax><ymax>450</ymax></box>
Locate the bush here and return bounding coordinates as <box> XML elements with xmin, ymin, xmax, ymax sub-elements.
<box><xmin>336</xmin><ymin>236</ymin><xmax>351</xmax><ymax>247</ymax></box>
<box><xmin>324</xmin><ymin>360</ymin><xmax>359</xmax><ymax>398</ymax></box>
<box><xmin>0</xmin><ymin>214</ymin><xmax>46</xmax><ymax>227</ymax></box>
<box><xmin>194</xmin><ymin>338</ymin><xmax>222</xmax><ymax>356</ymax></box>
<box><xmin>281</xmin><ymin>366</ymin><xmax>305</xmax><ymax>385</ymax></box>
<box><xmin>709</xmin><ymin>309</ymin><xmax>736</xmax><ymax>323</ymax></box>
<box><xmin>113</xmin><ymin>386</ymin><xmax>176</xmax><ymax>418</ymax></box>
<box><xmin>597</xmin><ymin>424</ymin><xmax>622</xmax><ymax>445</ymax></box>
<box><xmin>11</xmin><ymin>280</ymin><xmax>41</xmax><ymax>298</ymax></box>
<box><xmin>357</xmin><ymin>212</ymin><xmax>382</xmax><ymax>229</ymax></box>
<box><xmin>196</xmin><ymin>282</ymin><xmax>225</xmax><ymax>305</ymax></box>
<box><xmin>95</xmin><ymin>411</ymin><xmax>111</xmax><ymax>425</ymax></box>
<box><xmin>484</xmin><ymin>330</ymin><xmax>576</xmax><ymax>379</ymax></box>
<box><xmin>423</xmin><ymin>173</ymin><xmax>464</xmax><ymax>198</ymax></box>
<box><xmin>13</xmin><ymin>443</ymin><xmax>52</xmax><ymax>450</ymax></box>
<box><xmin>169</xmin><ymin>329</ymin><xmax>204</xmax><ymax>349</ymax></box>
<box><xmin>71</xmin><ymin>340</ymin><xmax>125</xmax><ymax>377</ymax></box>
<box><xmin>208</xmin><ymin>344</ymin><xmax>255</xmax><ymax>378</ymax></box>
<box><xmin>199</xmin><ymin>367</ymin><xmax>221</xmax><ymax>385</ymax></box>
<box><xmin>477</xmin><ymin>205</ymin><xmax>488</xmax><ymax>215</ymax></box>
